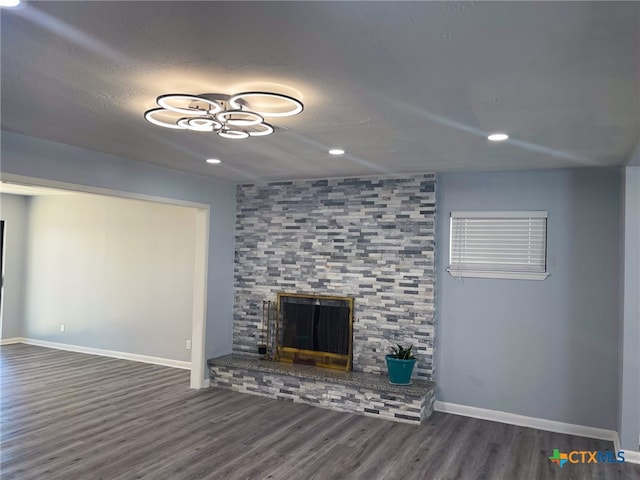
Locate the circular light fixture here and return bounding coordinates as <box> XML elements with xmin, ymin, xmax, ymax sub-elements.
<box><xmin>329</xmin><ymin>149</ymin><xmax>345</xmax><ymax>155</ymax></box>
<box><xmin>216</xmin><ymin>109</ymin><xmax>264</xmax><ymax>127</ymax></box>
<box><xmin>0</xmin><ymin>0</ymin><xmax>20</xmax><ymax>7</ymax></box>
<box><xmin>157</xmin><ymin>94</ymin><xmax>222</xmax><ymax>115</ymax></box>
<box><xmin>186</xmin><ymin>117</ymin><xmax>222</xmax><ymax>131</ymax></box>
<box><xmin>228</xmin><ymin>92</ymin><xmax>304</xmax><ymax>118</ymax></box>
<box><xmin>246</xmin><ymin>123</ymin><xmax>274</xmax><ymax>137</ymax></box>
<box><xmin>175</xmin><ymin>117</ymin><xmax>222</xmax><ymax>132</ymax></box>
<box><xmin>206</xmin><ymin>158</ymin><xmax>221</xmax><ymax>164</ymax></box>
<box><xmin>144</xmin><ymin>108</ymin><xmax>187</xmax><ymax>129</ymax></box>
<box><xmin>218</xmin><ymin>129</ymin><xmax>249</xmax><ymax>139</ymax></box>
<box><xmin>145</xmin><ymin>89</ymin><xmax>302</xmax><ymax>139</ymax></box>
<box><xmin>177</xmin><ymin>118</ymin><xmax>197</xmax><ymax>129</ymax></box>
<box><xmin>487</xmin><ymin>133</ymin><xmax>509</xmax><ymax>142</ymax></box>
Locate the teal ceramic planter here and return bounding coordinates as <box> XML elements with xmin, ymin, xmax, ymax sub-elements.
<box><xmin>385</xmin><ymin>354</ymin><xmax>416</xmax><ymax>385</ymax></box>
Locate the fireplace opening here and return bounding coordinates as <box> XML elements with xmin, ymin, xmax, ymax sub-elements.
<box><xmin>276</xmin><ymin>293</ymin><xmax>353</xmax><ymax>371</ymax></box>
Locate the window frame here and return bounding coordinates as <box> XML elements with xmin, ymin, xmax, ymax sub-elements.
<box><xmin>447</xmin><ymin>210</ymin><xmax>549</xmax><ymax>281</ymax></box>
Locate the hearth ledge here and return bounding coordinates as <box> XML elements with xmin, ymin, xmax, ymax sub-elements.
<box><xmin>207</xmin><ymin>354</ymin><xmax>436</xmax><ymax>425</ymax></box>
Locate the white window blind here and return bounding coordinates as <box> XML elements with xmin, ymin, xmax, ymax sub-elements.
<box><xmin>448</xmin><ymin>211</ymin><xmax>548</xmax><ymax>280</ymax></box>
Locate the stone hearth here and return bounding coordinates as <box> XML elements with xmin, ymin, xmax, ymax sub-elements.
<box><xmin>208</xmin><ymin>355</ymin><xmax>436</xmax><ymax>425</ymax></box>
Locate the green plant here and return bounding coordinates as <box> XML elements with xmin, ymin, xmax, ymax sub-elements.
<box><xmin>389</xmin><ymin>343</ymin><xmax>415</xmax><ymax>360</ymax></box>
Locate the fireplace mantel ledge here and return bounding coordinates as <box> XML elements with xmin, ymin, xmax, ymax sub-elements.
<box><xmin>207</xmin><ymin>354</ymin><xmax>435</xmax><ymax>397</ymax></box>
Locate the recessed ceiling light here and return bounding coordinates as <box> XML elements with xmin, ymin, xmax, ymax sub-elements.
<box><xmin>205</xmin><ymin>158</ymin><xmax>221</xmax><ymax>164</ymax></box>
<box><xmin>487</xmin><ymin>133</ymin><xmax>509</xmax><ymax>142</ymax></box>
<box><xmin>329</xmin><ymin>149</ymin><xmax>345</xmax><ymax>155</ymax></box>
<box><xmin>0</xmin><ymin>0</ymin><xmax>20</xmax><ymax>7</ymax></box>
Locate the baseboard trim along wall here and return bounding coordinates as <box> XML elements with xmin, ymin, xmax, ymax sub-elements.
<box><xmin>622</xmin><ymin>449</ymin><xmax>640</xmax><ymax>465</ymax></box>
<box><xmin>434</xmin><ymin>401</ymin><xmax>619</xmax><ymax>445</ymax></box>
<box><xmin>6</xmin><ymin>338</ymin><xmax>191</xmax><ymax>370</ymax></box>
<box><xmin>3</xmin><ymin>340</ymin><xmax>638</xmax><ymax>463</ymax></box>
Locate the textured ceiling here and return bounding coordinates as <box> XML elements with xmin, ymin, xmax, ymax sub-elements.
<box><xmin>1</xmin><ymin>1</ymin><xmax>638</xmax><ymax>182</ymax></box>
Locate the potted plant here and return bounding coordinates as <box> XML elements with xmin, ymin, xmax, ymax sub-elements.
<box><xmin>385</xmin><ymin>343</ymin><xmax>416</xmax><ymax>385</ymax></box>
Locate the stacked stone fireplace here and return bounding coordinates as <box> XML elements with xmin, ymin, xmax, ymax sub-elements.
<box><xmin>233</xmin><ymin>174</ymin><xmax>436</xmax><ymax>378</ymax></box>
<box><xmin>214</xmin><ymin>174</ymin><xmax>437</xmax><ymax>423</ymax></box>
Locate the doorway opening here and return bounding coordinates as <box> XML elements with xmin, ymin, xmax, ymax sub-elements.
<box><xmin>0</xmin><ymin>175</ymin><xmax>209</xmax><ymax>389</ymax></box>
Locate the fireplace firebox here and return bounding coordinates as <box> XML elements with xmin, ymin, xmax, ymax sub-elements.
<box><xmin>276</xmin><ymin>293</ymin><xmax>353</xmax><ymax>371</ymax></box>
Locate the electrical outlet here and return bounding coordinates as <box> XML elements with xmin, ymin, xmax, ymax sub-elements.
<box><xmin>186</xmin><ymin>339</ymin><xmax>191</xmax><ymax>350</ymax></box>
<box><xmin>60</xmin><ymin>324</ymin><xmax>65</xmax><ymax>333</ymax></box>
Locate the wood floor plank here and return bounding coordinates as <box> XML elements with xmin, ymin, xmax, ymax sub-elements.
<box><xmin>2</xmin><ymin>344</ymin><xmax>639</xmax><ymax>480</ymax></box>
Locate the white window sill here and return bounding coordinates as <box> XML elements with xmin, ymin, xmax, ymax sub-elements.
<box><xmin>446</xmin><ymin>269</ymin><xmax>549</xmax><ymax>281</ymax></box>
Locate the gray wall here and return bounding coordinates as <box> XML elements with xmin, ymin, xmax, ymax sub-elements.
<box><xmin>435</xmin><ymin>168</ymin><xmax>621</xmax><ymax>430</ymax></box>
<box><xmin>23</xmin><ymin>194</ymin><xmax>197</xmax><ymax>362</ymax></box>
<box><xmin>619</xmin><ymin>165</ymin><xmax>640</xmax><ymax>450</ymax></box>
<box><xmin>0</xmin><ymin>131</ymin><xmax>237</xmax><ymax>373</ymax></box>
<box><xmin>234</xmin><ymin>175</ymin><xmax>436</xmax><ymax>378</ymax></box>
<box><xmin>0</xmin><ymin>194</ymin><xmax>29</xmax><ymax>339</ymax></box>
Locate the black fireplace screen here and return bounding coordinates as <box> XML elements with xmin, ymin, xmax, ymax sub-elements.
<box><xmin>277</xmin><ymin>293</ymin><xmax>353</xmax><ymax>371</ymax></box>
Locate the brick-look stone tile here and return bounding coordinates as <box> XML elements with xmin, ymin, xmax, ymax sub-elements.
<box><xmin>234</xmin><ymin>174</ymin><xmax>436</xmax><ymax>380</ymax></box>
<box><xmin>210</xmin><ymin>365</ymin><xmax>434</xmax><ymax>425</ymax></box>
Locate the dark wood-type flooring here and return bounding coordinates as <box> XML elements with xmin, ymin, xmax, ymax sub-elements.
<box><xmin>1</xmin><ymin>344</ymin><xmax>638</xmax><ymax>480</ymax></box>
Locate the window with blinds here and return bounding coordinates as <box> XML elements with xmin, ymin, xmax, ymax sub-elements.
<box><xmin>448</xmin><ymin>211</ymin><xmax>549</xmax><ymax>280</ymax></box>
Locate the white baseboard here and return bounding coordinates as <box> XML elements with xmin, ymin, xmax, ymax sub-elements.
<box><xmin>434</xmin><ymin>401</ymin><xmax>618</xmax><ymax>444</ymax></box>
<box><xmin>0</xmin><ymin>337</ymin><xmax>23</xmax><ymax>345</ymax></box>
<box><xmin>202</xmin><ymin>378</ymin><xmax>210</xmax><ymax>388</ymax></box>
<box><xmin>17</xmin><ymin>338</ymin><xmax>191</xmax><ymax>370</ymax></box>
<box><xmin>622</xmin><ymin>449</ymin><xmax>640</xmax><ymax>464</ymax></box>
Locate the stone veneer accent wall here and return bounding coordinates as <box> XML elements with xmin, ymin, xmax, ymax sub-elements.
<box><xmin>233</xmin><ymin>174</ymin><xmax>436</xmax><ymax>379</ymax></box>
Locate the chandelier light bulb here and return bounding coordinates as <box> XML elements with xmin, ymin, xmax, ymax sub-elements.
<box><xmin>218</xmin><ymin>129</ymin><xmax>250</xmax><ymax>139</ymax></box>
<box><xmin>246</xmin><ymin>123</ymin><xmax>275</xmax><ymax>137</ymax></box>
<box><xmin>157</xmin><ymin>94</ymin><xmax>222</xmax><ymax>115</ymax></box>
<box><xmin>183</xmin><ymin>117</ymin><xmax>222</xmax><ymax>131</ymax></box>
<box><xmin>228</xmin><ymin>92</ymin><xmax>304</xmax><ymax>118</ymax></box>
<box><xmin>144</xmin><ymin>109</ymin><xmax>187</xmax><ymax>129</ymax></box>
<box><xmin>177</xmin><ymin>118</ymin><xmax>217</xmax><ymax>132</ymax></box>
<box><xmin>216</xmin><ymin>110</ymin><xmax>264</xmax><ymax>127</ymax></box>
